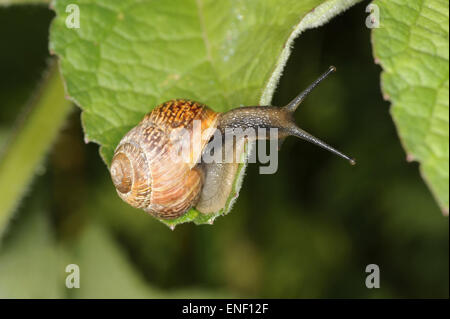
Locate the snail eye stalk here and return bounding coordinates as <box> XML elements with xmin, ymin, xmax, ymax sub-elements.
<box><xmin>283</xmin><ymin>66</ymin><xmax>355</xmax><ymax>165</ymax></box>
<box><xmin>284</xmin><ymin>66</ymin><xmax>336</xmax><ymax>113</ymax></box>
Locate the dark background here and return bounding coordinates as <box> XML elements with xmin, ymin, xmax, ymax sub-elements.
<box><xmin>0</xmin><ymin>1</ymin><xmax>448</xmax><ymax>298</ymax></box>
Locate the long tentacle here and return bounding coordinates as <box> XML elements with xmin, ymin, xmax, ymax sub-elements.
<box><xmin>284</xmin><ymin>66</ymin><xmax>336</xmax><ymax>113</ymax></box>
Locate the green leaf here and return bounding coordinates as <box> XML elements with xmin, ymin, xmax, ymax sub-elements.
<box><xmin>49</xmin><ymin>0</ymin><xmax>361</xmax><ymax>226</ymax></box>
<box><xmin>372</xmin><ymin>0</ymin><xmax>449</xmax><ymax>214</ymax></box>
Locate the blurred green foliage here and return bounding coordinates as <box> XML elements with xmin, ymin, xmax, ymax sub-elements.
<box><xmin>0</xmin><ymin>2</ymin><xmax>448</xmax><ymax>298</ymax></box>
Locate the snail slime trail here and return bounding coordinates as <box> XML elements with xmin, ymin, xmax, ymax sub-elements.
<box><xmin>110</xmin><ymin>66</ymin><xmax>355</xmax><ymax>220</ymax></box>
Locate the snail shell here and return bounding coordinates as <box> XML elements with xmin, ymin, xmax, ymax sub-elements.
<box><xmin>110</xmin><ymin>99</ymin><xmax>218</xmax><ymax>219</ymax></box>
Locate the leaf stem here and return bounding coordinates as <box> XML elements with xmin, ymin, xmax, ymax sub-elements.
<box><xmin>0</xmin><ymin>61</ymin><xmax>72</xmax><ymax>236</ymax></box>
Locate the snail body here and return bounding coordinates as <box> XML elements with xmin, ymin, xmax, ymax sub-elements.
<box><xmin>110</xmin><ymin>67</ymin><xmax>355</xmax><ymax>219</ymax></box>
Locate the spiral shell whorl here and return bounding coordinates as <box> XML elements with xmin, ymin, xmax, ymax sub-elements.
<box><xmin>111</xmin><ymin>138</ymin><xmax>152</xmax><ymax>210</ymax></box>
<box><xmin>110</xmin><ymin>152</ymin><xmax>132</xmax><ymax>194</ymax></box>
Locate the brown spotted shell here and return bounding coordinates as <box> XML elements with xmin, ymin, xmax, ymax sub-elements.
<box><xmin>110</xmin><ymin>99</ymin><xmax>219</xmax><ymax>219</ymax></box>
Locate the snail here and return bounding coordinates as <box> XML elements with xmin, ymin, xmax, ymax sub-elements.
<box><xmin>110</xmin><ymin>66</ymin><xmax>355</xmax><ymax>219</ymax></box>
